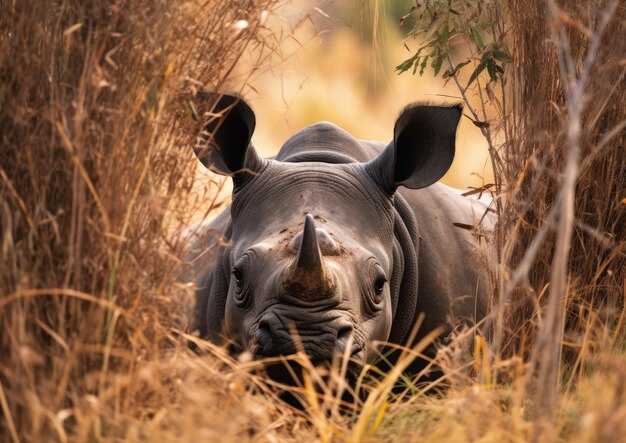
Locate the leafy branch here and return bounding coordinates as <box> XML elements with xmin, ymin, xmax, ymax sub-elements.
<box><xmin>396</xmin><ymin>0</ymin><xmax>512</xmax><ymax>209</ymax></box>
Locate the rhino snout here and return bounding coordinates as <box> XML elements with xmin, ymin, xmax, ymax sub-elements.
<box><xmin>252</xmin><ymin>312</ymin><xmax>359</xmax><ymax>361</ymax></box>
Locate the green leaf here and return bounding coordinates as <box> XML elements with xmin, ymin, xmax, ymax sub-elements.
<box><xmin>422</xmin><ymin>15</ymin><xmax>445</xmax><ymax>45</ymax></box>
<box><xmin>472</xmin><ymin>27</ymin><xmax>485</xmax><ymax>49</ymax></box>
<box><xmin>432</xmin><ymin>56</ymin><xmax>443</xmax><ymax>76</ymax></box>
<box><xmin>492</xmin><ymin>49</ymin><xmax>513</xmax><ymax>63</ymax></box>
<box><xmin>467</xmin><ymin>60</ymin><xmax>486</xmax><ymax>87</ymax></box>
<box><xmin>441</xmin><ymin>18</ymin><xmax>449</xmax><ymax>42</ymax></box>
<box><xmin>396</xmin><ymin>59</ymin><xmax>414</xmax><ymax>74</ymax></box>
<box><xmin>396</xmin><ymin>52</ymin><xmax>420</xmax><ymax>74</ymax></box>
<box><xmin>455</xmin><ymin>60</ymin><xmax>471</xmax><ymax>71</ymax></box>
<box><xmin>442</xmin><ymin>59</ymin><xmax>471</xmax><ymax>79</ymax></box>
<box><xmin>419</xmin><ymin>56</ymin><xmax>429</xmax><ymax>76</ymax></box>
<box><xmin>486</xmin><ymin>58</ymin><xmax>496</xmax><ymax>82</ymax></box>
<box><xmin>448</xmin><ymin>14</ymin><xmax>459</xmax><ymax>34</ymax></box>
<box><xmin>413</xmin><ymin>57</ymin><xmax>421</xmax><ymax>74</ymax></box>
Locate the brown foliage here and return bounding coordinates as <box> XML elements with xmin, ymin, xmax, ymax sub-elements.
<box><xmin>0</xmin><ymin>0</ymin><xmax>286</xmax><ymax>440</ymax></box>
<box><xmin>498</xmin><ymin>0</ymin><xmax>625</xmax><ymax>360</ymax></box>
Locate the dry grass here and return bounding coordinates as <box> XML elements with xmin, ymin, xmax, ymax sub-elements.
<box><xmin>496</xmin><ymin>0</ymin><xmax>626</xmax><ymax>357</ymax></box>
<box><xmin>1</xmin><ymin>0</ymin><xmax>625</xmax><ymax>442</ymax></box>
<box><xmin>0</xmin><ymin>0</ymin><xmax>307</xmax><ymax>440</ymax></box>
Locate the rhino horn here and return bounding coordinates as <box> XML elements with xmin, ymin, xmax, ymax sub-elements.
<box><xmin>285</xmin><ymin>215</ymin><xmax>334</xmax><ymax>297</ymax></box>
<box><xmin>297</xmin><ymin>214</ymin><xmax>322</xmax><ymax>269</ymax></box>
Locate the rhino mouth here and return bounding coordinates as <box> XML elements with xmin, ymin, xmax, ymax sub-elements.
<box><xmin>248</xmin><ymin>309</ymin><xmax>364</xmax><ymax>362</ymax></box>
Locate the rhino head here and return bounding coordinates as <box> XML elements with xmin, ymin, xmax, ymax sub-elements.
<box><xmin>193</xmin><ymin>94</ymin><xmax>462</xmax><ymax>364</ymax></box>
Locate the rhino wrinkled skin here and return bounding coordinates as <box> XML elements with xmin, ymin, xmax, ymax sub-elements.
<box><xmin>186</xmin><ymin>94</ymin><xmax>492</xmax><ymax>367</ymax></box>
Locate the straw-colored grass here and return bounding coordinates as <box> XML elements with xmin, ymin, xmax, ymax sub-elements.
<box><xmin>0</xmin><ymin>0</ymin><xmax>304</xmax><ymax>440</ymax></box>
<box><xmin>1</xmin><ymin>0</ymin><xmax>625</xmax><ymax>442</ymax></box>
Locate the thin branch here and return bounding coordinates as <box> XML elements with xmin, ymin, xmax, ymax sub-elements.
<box><xmin>581</xmin><ymin>118</ymin><xmax>626</xmax><ymax>170</ymax></box>
<box><xmin>443</xmin><ymin>53</ymin><xmax>503</xmax><ymax>215</ymax></box>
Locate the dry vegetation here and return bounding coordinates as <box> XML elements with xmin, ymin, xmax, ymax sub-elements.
<box><xmin>495</xmin><ymin>0</ymin><xmax>625</xmax><ymax>423</ymax></box>
<box><xmin>1</xmin><ymin>0</ymin><xmax>625</xmax><ymax>442</ymax></box>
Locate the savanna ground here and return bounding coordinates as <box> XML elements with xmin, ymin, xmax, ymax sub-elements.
<box><xmin>1</xmin><ymin>0</ymin><xmax>625</xmax><ymax>441</ymax></box>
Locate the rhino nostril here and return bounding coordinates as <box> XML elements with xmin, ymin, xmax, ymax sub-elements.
<box><xmin>256</xmin><ymin>320</ymin><xmax>273</xmax><ymax>346</ymax></box>
<box><xmin>337</xmin><ymin>325</ymin><xmax>353</xmax><ymax>342</ymax></box>
<box><xmin>336</xmin><ymin>324</ymin><xmax>361</xmax><ymax>357</ymax></box>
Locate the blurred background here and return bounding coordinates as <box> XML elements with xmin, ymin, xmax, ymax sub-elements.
<box><xmin>228</xmin><ymin>0</ymin><xmax>493</xmax><ymax>189</ymax></box>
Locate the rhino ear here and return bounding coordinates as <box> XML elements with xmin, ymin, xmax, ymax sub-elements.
<box><xmin>193</xmin><ymin>93</ymin><xmax>262</xmax><ymax>178</ymax></box>
<box><xmin>366</xmin><ymin>103</ymin><xmax>462</xmax><ymax>192</ymax></box>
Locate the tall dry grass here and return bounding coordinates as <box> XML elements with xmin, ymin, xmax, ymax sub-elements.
<box><xmin>489</xmin><ymin>0</ymin><xmax>626</xmax><ymax>438</ymax></box>
<box><xmin>0</xmin><ymin>0</ymin><xmax>309</xmax><ymax>440</ymax></box>
<box><xmin>494</xmin><ymin>0</ymin><xmax>625</xmax><ymax>393</ymax></box>
<box><xmin>497</xmin><ymin>0</ymin><xmax>626</xmax><ymax>357</ymax></box>
<box><xmin>1</xmin><ymin>0</ymin><xmax>625</xmax><ymax>442</ymax></box>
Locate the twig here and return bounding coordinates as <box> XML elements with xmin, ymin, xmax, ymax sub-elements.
<box><xmin>580</xmin><ymin>118</ymin><xmax>626</xmax><ymax>171</ymax></box>
<box><xmin>490</xmin><ymin>191</ymin><xmax>562</xmax><ymax>357</ymax></box>
<box><xmin>443</xmin><ymin>52</ymin><xmax>503</xmax><ymax>215</ymax></box>
<box><xmin>0</xmin><ymin>288</ymin><xmax>124</xmax><ymax>313</ymax></box>
<box><xmin>0</xmin><ymin>169</ymin><xmax>38</xmax><ymax>237</ymax></box>
<box><xmin>0</xmin><ymin>380</ymin><xmax>19</xmax><ymax>443</ymax></box>
<box><xmin>56</xmin><ymin>121</ymin><xmax>112</xmax><ymax>233</ymax></box>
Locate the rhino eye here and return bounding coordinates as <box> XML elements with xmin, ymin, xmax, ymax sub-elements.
<box><xmin>232</xmin><ymin>267</ymin><xmax>244</xmax><ymax>286</ymax></box>
<box><xmin>364</xmin><ymin>259</ymin><xmax>386</xmax><ymax>314</ymax></box>
<box><xmin>232</xmin><ymin>256</ymin><xmax>251</xmax><ymax>308</ymax></box>
<box><xmin>374</xmin><ymin>276</ymin><xmax>387</xmax><ymax>295</ymax></box>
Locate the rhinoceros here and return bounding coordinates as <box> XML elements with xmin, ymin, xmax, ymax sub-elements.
<box><xmin>187</xmin><ymin>93</ymin><xmax>491</xmax><ymax>368</ymax></box>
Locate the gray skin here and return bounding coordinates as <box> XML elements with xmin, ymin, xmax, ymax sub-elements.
<box><xmin>188</xmin><ymin>94</ymin><xmax>491</xmax><ymax>365</ymax></box>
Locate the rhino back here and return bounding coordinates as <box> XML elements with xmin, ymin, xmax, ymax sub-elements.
<box><xmin>276</xmin><ymin>122</ymin><xmax>382</xmax><ymax>163</ymax></box>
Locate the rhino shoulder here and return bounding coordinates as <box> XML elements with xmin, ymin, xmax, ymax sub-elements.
<box><xmin>398</xmin><ymin>182</ymin><xmax>494</xmax><ymax>332</ymax></box>
<box><xmin>433</xmin><ymin>183</ymin><xmax>496</xmax><ymax>230</ymax></box>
